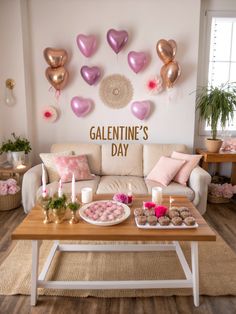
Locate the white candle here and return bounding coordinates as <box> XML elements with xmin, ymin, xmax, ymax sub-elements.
<box><xmin>42</xmin><ymin>164</ymin><xmax>47</xmax><ymax>197</ymax></box>
<box><xmin>71</xmin><ymin>173</ymin><xmax>75</xmax><ymax>203</ymax></box>
<box><xmin>58</xmin><ymin>179</ymin><xmax>63</xmax><ymax>197</ymax></box>
<box><xmin>152</xmin><ymin>187</ymin><xmax>163</xmax><ymax>204</ymax></box>
<box><xmin>81</xmin><ymin>187</ymin><xmax>93</xmax><ymax>204</ymax></box>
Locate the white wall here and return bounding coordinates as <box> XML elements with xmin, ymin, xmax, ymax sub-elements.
<box><xmin>1</xmin><ymin>0</ymin><xmax>201</xmax><ymax>163</ymax></box>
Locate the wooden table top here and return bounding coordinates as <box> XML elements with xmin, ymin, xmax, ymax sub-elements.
<box><xmin>12</xmin><ymin>195</ymin><xmax>216</xmax><ymax>242</ymax></box>
<box><xmin>196</xmin><ymin>149</ymin><xmax>236</xmax><ymax>162</ymax></box>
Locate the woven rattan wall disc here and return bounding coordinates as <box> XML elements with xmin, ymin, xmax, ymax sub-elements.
<box><xmin>99</xmin><ymin>74</ymin><xmax>133</xmax><ymax>109</ymax></box>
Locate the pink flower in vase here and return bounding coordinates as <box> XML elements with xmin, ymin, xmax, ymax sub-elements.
<box><xmin>155</xmin><ymin>205</ymin><xmax>168</xmax><ymax>218</ymax></box>
<box><xmin>113</xmin><ymin>193</ymin><xmax>128</xmax><ymax>204</ymax></box>
<box><xmin>143</xmin><ymin>201</ymin><xmax>156</xmax><ymax>209</ymax></box>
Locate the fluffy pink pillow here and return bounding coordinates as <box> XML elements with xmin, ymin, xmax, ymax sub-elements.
<box><xmin>55</xmin><ymin>155</ymin><xmax>93</xmax><ymax>183</ymax></box>
<box><xmin>171</xmin><ymin>151</ymin><xmax>202</xmax><ymax>185</ymax></box>
<box><xmin>146</xmin><ymin>156</ymin><xmax>186</xmax><ymax>186</ymax></box>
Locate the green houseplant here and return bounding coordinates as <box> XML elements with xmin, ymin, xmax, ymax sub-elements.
<box><xmin>196</xmin><ymin>82</ymin><xmax>236</xmax><ymax>152</ymax></box>
<box><xmin>48</xmin><ymin>194</ymin><xmax>67</xmax><ymax>224</ymax></box>
<box><xmin>0</xmin><ymin>133</ymin><xmax>31</xmax><ymax>154</ymax></box>
<box><xmin>0</xmin><ymin>133</ymin><xmax>31</xmax><ymax>167</ymax></box>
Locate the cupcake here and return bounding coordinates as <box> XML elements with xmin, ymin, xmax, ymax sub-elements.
<box><xmin>178</xmin><ymin>207</ymin><xmax>190</xmax><ymax>213</ymax></box>
<box><xmin>144</xmin><ymin>209</ymin><xmax>155</xmax><ymax>216</ymax></box>
<box><xmin>181</xmin><ymin>211</ymin><xmax>191</xmax><ymax>219</ymax></box>
<box><xmin>170</xmin><ymin>206</ymin><xmax>179</xmax><ymax>212</ymax></box>
<box><xmin>147</xmin><ymin>215</ymin><xmax>158</xmax><ymax>226</ymax></box>
<box><xmin>134</xmin><ymin>208</ymin><xmax>144</xmax><ymax>217</ymax></box>
<box><xmin>168</xmin><ymin>210</ymin><xmax>179</xmax><ymax>219</ymax></box>
<box><xmin>158</xmin><ymin>216</ymin><xmax>170</xmax><ymax>226</ymax></box>
<box><xmin>184</xmin><ymin>216</ymin><xmax>196</xmax><ymax>226</ymax></box>
<box><xmin>137</xmin><ymin>216</ymin><xmax>147</xmax><ymax>225</ymax></box>
<box><xmin>171</xmin><ymin>216</ymin><xmax>183</xmax><ymax>226</ymax></box>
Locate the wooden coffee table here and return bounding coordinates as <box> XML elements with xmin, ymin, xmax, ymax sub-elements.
<box><xmin>12</xmin><ymin>195</ymin><xmax>216</xmax><ymax>307</ymax></box>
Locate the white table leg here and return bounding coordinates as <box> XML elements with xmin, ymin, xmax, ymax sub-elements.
<box><xmin>191</xmin><ymin>241</ymin><xmax>199</xmax><ymax>307</ymax></box>
<box><xmin>31</xmin><ymin>240</ymin><xmax>39</xmax><ymax>306</ymax></box>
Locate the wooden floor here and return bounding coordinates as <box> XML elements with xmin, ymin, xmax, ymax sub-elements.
<box><xmin>0</xmin><ymin>202</ymin><xmax>236</xmax><ymax>314</ymax></box>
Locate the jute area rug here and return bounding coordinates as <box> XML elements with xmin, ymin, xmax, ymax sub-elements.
<box><xmin>0</xmin><ymin>235</ymin><xmax>236</xmax><ymax>298</ymax></box>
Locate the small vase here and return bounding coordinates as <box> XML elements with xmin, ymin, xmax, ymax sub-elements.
<box><xmin>69</xmin><ymin>210</ymin><xmax>78</xmax><ymax>224</ymax></box>
<box><xmin>43</xmin><ymin>209</ymin><xmax>51</xmax><ymax>224</ymax></box>
<box><xmin>12</xmin><ymin>151</ymin><xmax>25</xmax><ymax>168</ymax></box>
<box><xmin>53</xmin><ymin>208</ymin><xmax>66</xmax><ymax>224</ymax></box>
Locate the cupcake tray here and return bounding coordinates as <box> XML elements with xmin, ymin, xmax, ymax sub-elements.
<box><xmin>135</xmin><ymin>218</ymin><xmax>198</xmax><ymax>229</ymax></box>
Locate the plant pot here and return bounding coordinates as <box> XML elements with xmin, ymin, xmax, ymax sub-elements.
<box><xmin>11</xmin><ymin>151</ymin><xmax>25</xmax><ymax>168</ymax></box>
<box><xmin>205</xmin><ymin>138</ymin><xmax>223</xmax><ymax>153</ymax></box>
<box><xmin>52</xmin><ymin>207</ymin><xmax>66</xmax><ymax>224</ymax></box>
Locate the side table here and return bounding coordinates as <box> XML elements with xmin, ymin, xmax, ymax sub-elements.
<box><xmin>0</xmin><ymin>164</ymin><xmax>31</xmax><ymax>185</ymax></box>
<box><xmin>196</xmin><ymin>149</ymin><xmax>236</xmax><ymax>185</ymax></box>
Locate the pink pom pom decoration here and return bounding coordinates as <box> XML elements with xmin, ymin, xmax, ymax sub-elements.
<box><xmin>154</xmin><ymin>205</ymin><xmax>168</xmax><ymax>218</ymax></box>
<box><xmin>42</xmin><ymin>106</ymin><xmax>58</xmax><ymax>123</ymax></box>
<box><xmin>146</xmin><ymin>76</ymin><xmax>163</xmax><ymax>95</ymax></box>
<box><xmin>113</xmin><ymin>193</ymin><xmax>129</xmax><ymax>204</ymax></box>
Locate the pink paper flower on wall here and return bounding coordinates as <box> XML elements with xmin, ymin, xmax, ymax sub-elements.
<box><xmin>146</xmin><ymin>76</ymin><xmax>163</xmax><ymax>95</ymax></box>
<box><xmin>42</xmin><ymin>106</ymin><xmax>58</xmax><ymax>123</ymax></box>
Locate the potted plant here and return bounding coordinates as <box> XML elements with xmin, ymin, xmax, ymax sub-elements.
<box><xmin>48</xmin><ymin>194</ymin><xmax>67</xmax><ymax>224</ymax></box>
<box><xmin>67</xmin><ymin>201</ymin><xmax>80</xmax><ymax>224</ymax></box>
<box><xmin>0</xmin><ymin>133</ymin><xmax>31</xmax><ymax>166</ymax></box>
<box><xmin>196</xmin><ymin>82</ymin><xmax>236</xmax><ymax>153</ymax></box>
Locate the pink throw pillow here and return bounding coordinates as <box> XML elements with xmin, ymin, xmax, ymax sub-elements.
<box><xmin>146</xmin><ymin>156</ymin><xmax>186</xmax><ymax>186</ymax></box>
<box><xmin>171</xmin><ymin>151</ymin><xmax>202</xmax><ymax>185</ymax></box>
<box><xmin>55</xmin><ymin>155</ymin><xmax>93</xmax><ymax>183</ymax></box>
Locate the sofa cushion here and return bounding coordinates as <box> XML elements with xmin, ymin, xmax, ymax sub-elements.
<box><xmin>171</xmin><ymin>151</ymin><xmax>202</xmax><ymax>186</ymax></box>
<box><xmin>143</xmin><ymin>144</ymin><xmax>188</xmax><ymax>177</ymax></box>
<box><xmin>51</xmin><ymin>143</ymin><xmax>101</xmax><ymax>175</ymax></box>
<box><xmin>39</xmin><ymin>151</ymin><xmax>72</xmax><ymax>182</ymax></box>
<box><xmin>55</xmin><ymin>155</ymin><xmax>93</xmax><ymax>183</ymax></box>
<box><xmin>37</xmin><ymin>175</ymin><xmax>100</xmax><ymax>199</ymax></box>
<box><xmin>101</xmin><ymin>144</ymin><xmax>143</xmax><ymax>176</ymax></box>
<box><xmin>145</xmin><ymin>179</ymin><xmax>195</xmax><ymax>201</ymax></box>
<box><xmin>97</xmin><ymin>176</ymin><xmax>148</xmax><ymax>194</ymax></box>
<box><xmin>146</xmin><ymin>156</ymin><xmax>186</xmax><ymax>186</ymax></box>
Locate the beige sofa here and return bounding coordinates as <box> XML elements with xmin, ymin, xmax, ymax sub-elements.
<box><xmin>22</xmin><ymin>143</ymin><xmax>211</xmax><ymax>215</ymax></box>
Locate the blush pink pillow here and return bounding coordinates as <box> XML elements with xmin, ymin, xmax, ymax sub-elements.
<box><xmin>55</xmin><ymin>155</ymin><xmax>93</xmax><ymax>183</ymax></box>
<box><xmin>146</xmin><ymin>156</ymin><xmax>186</xmax><ymax>186</ymax></box>
<box><xmin>171</xmin><ymin>151</ymin><xmax>202</xmax><ymax>185</ymax></box>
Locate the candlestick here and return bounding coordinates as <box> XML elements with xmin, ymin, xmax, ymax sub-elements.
<box><xmin>42</xmin><ymin>164</ymin><xmax>47</xmax><ymax>197</ymax></box>
<box><xmin>127</xmin><ymin>182</ymin><xmax>133</xmax><ymax>205</ymax></box>
<box><xmin>58</xmin><ymin>179</ymin><xmax>63</xmax><ymax>197</ymax></box>
<box><xmin>71</xmin><ymin>173</ymin><xmax>75</xmax><ymax>203</ymax></box>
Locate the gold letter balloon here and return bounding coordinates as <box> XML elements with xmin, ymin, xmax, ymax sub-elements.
<box><xmin>156</xmin><ymin>39</ymin><xmax>181</xmax><ymax>88</ymax></box>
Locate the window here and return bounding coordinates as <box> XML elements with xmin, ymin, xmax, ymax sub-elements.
<box><xmin>202</xmin><ymin>12</ymin><xmax>236</xmax><ymax>134</ymax></box>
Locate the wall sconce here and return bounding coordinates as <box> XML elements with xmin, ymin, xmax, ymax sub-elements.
<box><xmin>5</xmin><ymin>79</ymin><xmax>16</xmax><ymax>106</ymax></box>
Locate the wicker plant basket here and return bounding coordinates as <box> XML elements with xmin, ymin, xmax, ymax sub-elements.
<box><xmin>208</xmin><ymin>194</ymin><xmax>231</xmax><ymax>204</ymax></box>
<box><xmin>0</xmin><ymin>190</ymin><xmax>21</xmax><ymax>211</ymax></box>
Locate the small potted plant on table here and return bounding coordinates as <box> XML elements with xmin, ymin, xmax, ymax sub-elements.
<box><xmin>48</xmin><ymin>194</ymin><xmax>67</xmax><ymax>224</ymax></box>
<box><xmin>0</xmin><ymin>133</ymin><xmax>31</xmax><ymax>167</ymax></box>
<box><xmin>196</xmin><ymin>82</ymin><xmax>236</xmax><ymax>153</ymax></box>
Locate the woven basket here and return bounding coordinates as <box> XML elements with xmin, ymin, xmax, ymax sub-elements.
<box><xmin>208</xmin><ymin>194</ymin><xmax>231</xmax><ymax>204</ymax></box>
<box><xmin>0</xmin><ymin>190</ymin><xmax>21</xmax><ymax>211</ymax></box>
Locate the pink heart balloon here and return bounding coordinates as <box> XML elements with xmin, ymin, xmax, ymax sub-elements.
<box><xmin>131</xmin><ymin>101</ymin><xmax>151</xmax><ymax>120</ymax></box>
<box><xmin>107</xmin><ymin>29</ymin><xmax>128</xmax><ymax>54</ymax></box>
<box><xmin>80</xmin><ymin>66</ymin><xmax>101</xmax><ymax>85</ymax></box>
<box><xmin>76</xmin><ymin>34</ymin><xmax>97</xmax><ymax>58</ymax></box>
<box><xmin>71</xmin><ymin>96</ymin><xmax>92</xmax><ymax>117</ymax></box>
<box><xmin>128</xmin><ymin>51</ymin><xmax>148</xmax><ymax>73</ymax></box>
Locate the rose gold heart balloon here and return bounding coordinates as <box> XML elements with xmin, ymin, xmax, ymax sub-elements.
<box><xmin>160</xmin><ymin>61</ymin><xmax>181</xmax><ymax>88</ymax></box>
<box><xmin>156</xmin><ymin>39</ymin><xmax>175</xmax><ymax>64</ymax></box>
<box><xmin>45</xmin><ymin>66</ymin><xmax>69</xmax><ymax>90</ymax></box>
<box><xmin>44</xmin><ymin>48</ymin><xmax>68</xmax><ymax>68</ymax></box>
<box><xmin>168</xmin><ymin>39</ymin><xmax>177</xmax><ymax>57</ymax></box>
